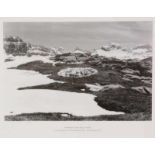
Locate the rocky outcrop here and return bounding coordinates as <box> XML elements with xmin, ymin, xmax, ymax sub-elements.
<box><xmin>140</xmin><ymin>57</ymin><xmax>152</xmax><ymax>71</ymax></box>
<box><xmin>3</xmin><ymin>36</ymin><xmax>67</xmax><ymax>57</ymax></box>
<box><xmin>55</xmin><ymin>52</ymin><xmax>89</xmax><ymax>63</ymax></box>
<box><xmin>95</xmin><ymin>88</ymin><xmax>151</xmax><ymax>113</ymax></box>
<box><xmin>131</xmin><ymin>86</ymin><xmax>152</xmax><ymax>94</ymax></box>
<box><xmin>4</xmin><ymin>36</ymin><xmax>31</xmax><ymax>56</ymax></box>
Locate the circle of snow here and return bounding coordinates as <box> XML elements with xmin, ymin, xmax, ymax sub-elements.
<box><xmin>58</xmin><ymin>67</ymin><xmax>98</xmax><ymax>78</ymax></box>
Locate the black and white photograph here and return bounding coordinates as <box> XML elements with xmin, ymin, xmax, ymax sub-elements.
<box><xmin>0</xmin><ymin>20</ymin><xmax>152</xmax><ymax>121</ymax></box>
<box><xmin>1</xmin><ymin>1</ymin><xmax>155</xmax><ymax>154</ymax></box>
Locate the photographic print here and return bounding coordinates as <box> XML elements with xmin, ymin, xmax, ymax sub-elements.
<box><xmin>0</xmin><ymin>19</ymin><xmax>152</xmax><ymax>122</ymax></box>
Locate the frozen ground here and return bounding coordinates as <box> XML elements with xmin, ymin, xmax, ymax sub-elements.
<box><xmin>0</xmin><ymin>59</ymin><xmax>124</xmax><ymax>120</ymax></box>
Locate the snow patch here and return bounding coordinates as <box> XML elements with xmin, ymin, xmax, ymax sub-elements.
<box><xmin>27</xmin><ymin>49</ymin><xmax>49</xmax><ymax>56</ymax></box>
<box><xmin>85</xmin><ymin>83</ymin><xmax>103</xmax><ymax>92</ymax></box>
<box><xmin>124</xmin><ymin>74</ymin><xmax>151</xmax><ymax>81</ymax></box>
<box><xmin>73</xmin><ymin>50</ymin><xmax>85</xmax><ymax>54</ymax></box>
<box><xmin>121</xmin><ymin>68</ymin><xmax>140</xmax><ymax>75</ymax></box>
<box><xmin>86</xmin><ymin>84</ymin><xmax>125</xmax><ymax>92</ymax></box>
<box><xmin>101</xmin><ymin>84</ymin><xmax>125</xmax><ymax>91</ymax></box>
<box><xmin>4</xmin><ymin>55</ymin><xmax>56</xmax><ymax>68</ymax></box>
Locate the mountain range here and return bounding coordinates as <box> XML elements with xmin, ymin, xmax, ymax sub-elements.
<box><xmin>4</xmin><ymin>36</ymin><xmax>152</xmax><ymax>60</ymax></box>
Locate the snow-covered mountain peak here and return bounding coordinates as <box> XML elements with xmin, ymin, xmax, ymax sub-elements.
<box><xmin>101</xmin><ymin>42</ymin><xmax>123</xmax><ymax>51</ymax></box>
<box><xmin>92</xmin><ymin>43</ymin><xmax>152</xmax><ymax>60</ymax></box>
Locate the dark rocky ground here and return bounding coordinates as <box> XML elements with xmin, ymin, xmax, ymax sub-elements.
<box><xmin>95</xmin><ymin>88</ymin><xmax>151</xmax><ymax>114</ymax></box>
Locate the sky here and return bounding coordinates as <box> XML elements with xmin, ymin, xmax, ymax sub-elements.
<box><xmin>3</xmin><ymin>21</ymin><xmax>152</xmax><ymax>50</ymax></box>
